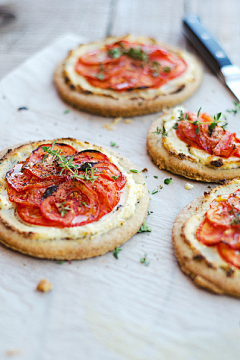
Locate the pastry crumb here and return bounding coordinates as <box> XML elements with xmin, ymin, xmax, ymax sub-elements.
<box><xmin>185</xmin><ymin>183</ymin><xmax>194</xmax><ymax>190</ymax></box>
<box><xmin>124</xmin><ymin>118</ymin><xmax>132</xmax><ymax>124</ymax></box>
<box><xmin>104</xmin><ymin>117</ymin><xmax>123</xmax><ymax>130</ymax></box>
<box><xmin>6</xmin><ymin>349</ymin><xmax>22</xmax><ymax>356</ymax></box>
<box><xmin>36</xmin><ymin>279</ymin><xmax>53</xmax><ymax>293</ymax></box>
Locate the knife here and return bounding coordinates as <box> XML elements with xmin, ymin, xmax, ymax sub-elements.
<box><xmin>183</xmin><ymin>15</ymin><xmax>240</xmax><ymax>102</ymax></box>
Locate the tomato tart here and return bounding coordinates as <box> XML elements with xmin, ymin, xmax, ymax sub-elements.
<box><xmin>147</xmin><ymin>106</ymin><xmax>240</xmax><ymax>183</ymax></box>
<box><xmin>0</xmin><ymin>138</ymin><xmax>148</xmax><ymax>260</ymax></box>
<box><xmin>54</xmin><ymin>35</ymin><xmax>203</xmax><ymax>117</ymax></box>
<box><xmin>173</xmin><ymin>179</ymin><xmax>240</xmax><ymax>297</ymax></box>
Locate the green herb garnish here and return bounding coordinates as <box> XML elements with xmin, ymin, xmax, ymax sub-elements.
<box><xmin>41</xmin><ymin>141</ymin><xmax>99</xmax><ymax>183</ymax></box>
<box><xmin>164</xmin><ymin>178</ymin><xmax>173</xmax><ymax>185</ymax></box>
<box><xmin>152</xmin><ymin>189</ymin><xmax>158</xmax><ymax>194</ymax></box>
<box><xmin>130</xmin><ymin>169</ymin><xmax>138</xmax><ymax>173</ymax></box>
<box><xmin>113</xmin><ymin>247</ymin><xmax>122</xmax><ymax>259</ymax></box>
<box><xmin>112</xmin><ymin>175</ymin><xmax>120</xmax><ymax>180</ymax></box>
<box><xmin>151</xmin><ymin>126</ymin><xmax>168</xmax><ymax>137</ymax></box>
<box><xmin>226</xmin><ymin>101</ymin><xmax>240</xmax><ymax>115</ymax></box>
<box><xmin>64</xmin><ymin>109</ymin><xmax>70</xmax><ymax>114</ymax></box>
<box><xmin>82</xmin><ymin>202</ymin><xmax>87</xmax><ymax>207</ymax></box>
<box><xmin>108</xmin><ymin>47</ymin><xmax>122</xmax><ymax>59</ymax></box>
<box><xmin>153</xmin><ymin>176</ymin><xmax>158</xmax><ymax>179</ymax></box>
<box><xmin>58</xmin><ymin>202</ymin><xmax>71</xmax><ymax>217</ymax></box>
<box><xmin>138</xmin><ymin>220</ymin><xmax>152</xmax><ymax>233</ymax></box>
<box><xmin>163</xmin><ymin>66</ymin><xmax>170</xmax><ymax>73</ymax></box>
<box><xmin>140</xmin><ymin>253</ymin><xmax>150</xmax><ymax>266</ymax></box>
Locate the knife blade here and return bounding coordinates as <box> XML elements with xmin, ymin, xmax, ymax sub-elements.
<box><xmin>183</xmin><ymin>15</ymin><xmax>240</xmax><ymax>102</ymax></box>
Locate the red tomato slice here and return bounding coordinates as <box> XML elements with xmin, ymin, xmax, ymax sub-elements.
<box><xmin>23</xmin><ymin>143</ymin><xmax>77</xmax><ymax>180</ymax></box>
<box><xmin>79</xmin><ymin>47</ymin><xmax>122</xmax><ymax>65</ymax></box>
<box><xmin>75</xmin><ymin>59</ymin><xmax>123</xmax><ymax>79</ymax></box>
<box><xmin>87</xmin><ymin>177</ymin><xmax>120</xmax><ymax>217</ymax></box>
<box><xmin>7</xmin><ymin>185</ymin><xmax>46</xmax><ymax>207</ymax></box>
<box><xmin>221</xmin><ymin>228</ymin><xmax>240</xmax><ymax>250</ymax></box>
<box><xmin>72</xmin><ymin>149</ymin><xmax>110</xmax><ymax>166</ymax></box>
<box><xmin>17</xmin><ymin>205</ymin><xmax>61</xmax><ymax>227</ymax></box>
<box><xmin>218</xmin><ymin>242</ymin><xmax>240</xmax><ymax>268</ymax></box>
<box><xmin>40</xmin><ymin>180</ymin><xmax>100</xmax><ymax>227</ymax></box>
<box><xmin>6</xmin><ymin>162</ymin><xmax>63</xmax><ymax>192</ymax></box>
<box><xmin>196</xmin><ymin>218</ymin><xmax>225</xmax><ymax>245</ymax></box>
<box><xmin>206</xmin><ymin>200</ymin><xmax>232</xmax><ymax>228</ymax></box>
<box><xmin>92</xmin><ymin>161</ymin><xmax>126</xmax><ymax>189</ymax></box>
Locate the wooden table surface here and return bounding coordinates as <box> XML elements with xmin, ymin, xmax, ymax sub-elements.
<box><xmin>1</xmin><ymin>0</ymin><xmax>240</xmax><ymax>79</ymax></box>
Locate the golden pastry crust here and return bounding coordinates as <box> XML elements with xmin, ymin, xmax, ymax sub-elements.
<box><xmin>147</xmin><ymin>112</ymin><xmax>240</xmax><ymax>183</ymax></box>
<box><xmin>0</xmin><ymin>138</ymin><xmax>149</xmax><ymax>260</ymax></box>
<box><xmin>173</xmin><ymin>181</ymin><xmax>240</xmax><ymax>297</ymax></box>
<box><xmin>53</xmin><ymin>36</ymin><xmax>203</xmax><ymax>117</ymax></box>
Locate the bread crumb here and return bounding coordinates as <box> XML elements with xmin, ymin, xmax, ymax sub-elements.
<box><xmin>6</xmin><ymin>349</ymin><xmax>22</xmax><ymax>356</ymax></box>
<box><xmin>124</xmin><ymin>118</ymin><xmax>132</xmax><ymax>124</ymax></box>
<box><xmin>37</xmin><ymin>279</ymin><xmax>53</xmax><ymax>293</ymax></box>
<box><xmin>104</xmin><ymin>117</ymin><xmax>123</xmax><ymax>130</ymax></box>
<box><xmin>185</xmin><ymin>183</ymin><xmax>194</xmax><ymax>190</ymax></box>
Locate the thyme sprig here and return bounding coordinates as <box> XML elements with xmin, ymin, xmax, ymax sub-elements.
<box><xmin>108</xmin><ymin>43</ymin><xmax>149</xmax><ymax>62</ymax></box>
<box><xmin>173</xmin><ymin>108</ymin><xmax>228</xmax><ymax>136</ymax></box>
<box><xmin>57</xmin><ymin>202</ymin><xmax>71</xmax><ymax>218</ymax></box>
<box><xmin>226</xmin><ymin>101</ymin><xmax>240</xmax><ymax>115</ymax></box>
<box><xmin>152</xmin><ymin>125</ymin><xmax>168</xmax><ymax>137</ymax></box>
<box><xmin>41</xmin><ymin>141</ymin><xmax>99</xmax><ymax>183</ymax></box>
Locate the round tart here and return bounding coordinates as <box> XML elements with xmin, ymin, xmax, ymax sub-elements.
<box><xmin>0</xmin><ymin>138</ymin><xmax>149</xmax><ymax>260</ymax></box>
<box><xmin>54</xmin><ymin>35</ymin><xmax>203</xmax><ymax>117</ymax></box>
<box><xmin>173</xmin><ymin>179</ymin><xmax>240</xmax><ymax>297</ymax></box>
<box><xmin>147</xmin><ymin>106</ymin><xmax>240</xmax><ymax>183</ymax></box>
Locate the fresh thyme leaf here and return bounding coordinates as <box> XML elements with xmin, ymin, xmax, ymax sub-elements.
<box><xmin>151</xmin><ymin>126</ymin><xmax>168</xmax><ymax>136</ymax></box>
<box><xmin>150</xmin><ymin>61</ymin><xmax>160</xmax><ymax>77</ymax></box>
<box><xmin>125</xmin><ymin>47</ymin><xmax>148</xmax><ymax>62</ymax></box>
<box><xmin>229</xmin><ymin>205</ymin><xmax>240</xmax><ymax>224</ymax></box>
<box><xmin>172</xmin><ymin>123</ymin><xmax>179</xmax><ymax>130</ymax></box>
<box><xmin>112</xmin><ymin>175</ymin><xmax>120</xmax><ymax>180</ymax></box>
<box><xmin>197</xmin><ymin>107</ymin><xmax>202</xmax><ymax>118</ymax></box>
<box><xmin>195</xmin><ymin>126</ymin><xmax>200</xmax><ymax>135</ymax></box>
<box><xmin>113</xmin><ymin>247</ymin><xmax>122</xmax><ymax>259</ymax></box>
<box><xmin>82</xmin><ymin>202</ymin><xmax>87</xmax><ymax>207</ymax></box>
<box><xmin>64</xmin><ymin>109</ymin><xmax>70</xmax><ymax>114</ymax></box>
<box><xmin>153</xmin><ymin>175</ymin><xmax>158</xmax><ymax>179</ymax></box>
<box><xmin>138</xmin><ymin>220</ymin><xmax>152</xmax><ymax>232</ymax></box>
<box><xmin>152</xmin><ymin>189</ymin><xmax>158</xmax><ymax>194</ymax></box>
<box><xmin>140</xmin><ymin>253</ymin><xmax>150</xmax><ymax>266</ymax></box>
<box><xmin>130</xmin><ymin>169</ymin><xmax>138</xmax><ymax>173</ymax></box>
<box><xmin>226</xmin><ymin>101</ymin><xmax>240</xmax><ymax>115</ymax></box>
<box><xmin>164</xmin><ymin>178</ymin><xmax>173</xmax><ymax>185</ymax></box>
<box><xmin>56</xmin><ymin>261</ymin><xmax>66</xmax><ymax>264</ymax></box>
<box><xmin>163</xmin><ymin>66</ymin><xmax>170</xmax><ymax>73</ymax></box>
<box><xmin>58</xmin><ymin>203</ymin><xmax>71</xmax><ymax>217</ymax></box>
<box><xmin>95</xmin><ymin>72</ymin><xmax>105</xmax><ymax>80</ymax></box>
<box><xmin>110</xmin><ymin>142</ymin><xmax>116</xmax><ymax>147</ymax></box>
<box><xmin>108</xmin><ymin>47</ymin><xmax>122</xmax><ymax>59</ymax></box>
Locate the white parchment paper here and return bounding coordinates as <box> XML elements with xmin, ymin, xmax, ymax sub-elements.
<box><xmin>0</xmin><ymin>34</ymin><xmax>240</xmax><ymax>360</ymax></box>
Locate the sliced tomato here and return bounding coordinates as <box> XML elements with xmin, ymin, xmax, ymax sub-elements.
<box><xmin>206</xmin><ymin>200</ymin><xmax>232</xmax><ymax>228</ymax></box>
<box><xmin>221</xmin><ymin>228</ymin><xmax>240</xmax><ymax>250</ymax></box>
<box><xmin>40</xmin><ymin>180</ymin><xmax>100</xmax><ymax>227</ymax></box>
<box><xmin>6</xmin><ymin>162</ymin><xmax>62</xmax><ymax>192</ymax></box>
<box><xmin>196</xmin><ymin>218</ymin><xmax>225</xmax><ymax>245</ymax></box>
<box><xmin>218</xmin><ymin>242</ymin><xmax>240</xmax><ymax>268</ymax></box>
<box><xmin>7</xmin><ymin>185</ymin><xmax>46</xmax><ymax>207</ymax></box>
<box><xmin>23</xmin><ymin>143</ymin><xmax>77</xmax><ymax>180</ymax></box>
<box><xmin>17</xmin><ymin>205</ymin><xmax>61</xmax><ymax>227</ymax></box>
<box><xmin>71</xmin><ymin>149</ymin><xmax>110</xmax><ymax>166</ymax></box>
<box><xmin>87</xmin><ymin>177</ymin><xmax>120</xmax><ymax>217</ymax></box>
<box><xmin>176</xmin><ymin>120</ymin><xmax>201</xmax><ymax>148</ymax></box>
<box><xmin>76</xmin><ymin>41</ymin><xmax>187</xmax><ymax>91</ymax></box>
<box><xmin>92</xmin><ymin>161</ymin><xmax>126</xmax><ymax>189</ymax></box>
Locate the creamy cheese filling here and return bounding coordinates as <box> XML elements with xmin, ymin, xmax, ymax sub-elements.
<box><xmin>161</xmin><ymin>107</ymin><xmax>240</xmax><ymax>170</ymax></box>
<box><xmin>0</xmin><ymin>140</ymin><xmax>143</xmax><ymax>241</ymax></box>
<box><xmin>183</xmin><ymin>181</ymin><xmax>240</xmax><ymax>267</ymax></box>
<box><xmin>63</xmin><ymin>35</ymin><xmax>197</xmax><ymax>100</ymax></box>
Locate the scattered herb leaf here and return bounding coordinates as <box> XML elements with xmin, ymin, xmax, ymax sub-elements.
<box><xmin>64</xmin><ymin>109</ymin><xmax>70</xmax><ymax>114</ymax></box>
<box><xmin>140</xmin><ymin>253</ymin><xmax>150</xmax><ymax>266</ymax></box>
<box><xmin>138</xmin><ymin>220</ymin><xmax>152</xmax><ymax>232</ymax></box>
<box><xmin>152</xmin><ymin>189</ymin><xmax>158</xmax><ymax>194</ymax></box>
<box><xmin>130</xmin><ymin>169</ymin><xmax>138</xmax><ymax>173</ymax></box>
<box><xmin>153</xmin><ymin>175</ymin><xmax>158</xmax><ymax>179</ymax></box>
<box><xmin>113</xmin><ymin>247</ymin><xmax>122</xmax><ymax>259</ymax></box>
<box><xmin>164</xmin><ymin>178</ymin><xmax>173</xmax><ymax>185</ymax></box>
<box><xmin>152</xmin><ymin>126</ymin><xmax>168</xmax><ymax>136</ymax></box>
<box><xmin>110</xmin><ymin>142</ymin><xmax>116</xmax><ymax>147</ymax></box>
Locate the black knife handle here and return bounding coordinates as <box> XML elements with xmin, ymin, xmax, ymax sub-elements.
<box><xmin>183</xmin><ymin>15</ymin><xmax>232</xmax><ymax>74</ymax></box>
